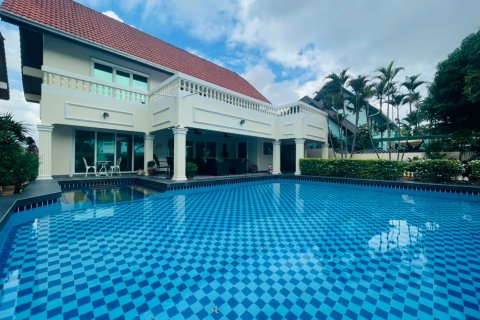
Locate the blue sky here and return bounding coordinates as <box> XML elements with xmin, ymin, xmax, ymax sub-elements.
<box><xmin>0</xmin><ymin>0</ymin><xmax>479</xmax><ymax>138</ymax></box>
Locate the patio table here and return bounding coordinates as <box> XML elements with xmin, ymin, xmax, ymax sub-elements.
<box><xmin>97</xmin><ymin>161</ymin><xmax>110</xmax><ymax>176</ymax></box>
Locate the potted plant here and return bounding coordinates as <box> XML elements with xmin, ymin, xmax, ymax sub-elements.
<box><xmin>147</xmin><ymin>160</ymin><xmax>156</xmax><ymax>176</ymax></box>
<box><xmin>186</xmin><ymin>162</ymin><xmax>198</xmax><ymax>179</ymax></box>
<box><xmin>0</xmin><ymin>170</ymin><xmax>16</xmax><ymax>196</ymax></box>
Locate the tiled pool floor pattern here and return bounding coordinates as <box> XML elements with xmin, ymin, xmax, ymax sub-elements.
<box><xmin>0</xmin><ymin>181</ymin><xmax>479</xmax><ymax>319</ymax></box>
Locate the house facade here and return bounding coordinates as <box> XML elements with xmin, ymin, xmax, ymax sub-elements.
<box><xmin>0</xmin><ymin>0</ymin><xmax>328</xmax><ymax>181</ymax></box>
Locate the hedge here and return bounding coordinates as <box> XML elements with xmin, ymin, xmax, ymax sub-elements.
<box><xmin>299</xmin><ymin>159</ymin><xmax>406</xmax><ymax>180</ymax></box>
<box><xmin>470</xmin><ymin>160</ymin><xmax>480</xmax><ymax>180</ymax></box>
<box><xmin>404</xmin><ymin>160</ymin><xmax>463</xmax><ymax>183</ymax></box>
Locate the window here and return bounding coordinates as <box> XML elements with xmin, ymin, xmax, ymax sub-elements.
<box><xmin>116</xmin><ymin>70</ymin><xmax>130</xmax><ymax>86</ymax></box>
<box><xmin>133</xmin><ymin>135</ymin><xmax>145</xmax><ymax>170</ymax></box>
<box><xmin>92</xmin><ymin>61</ymin><xmax>149</xmax><ymax>91</ymax></box>
<box><xmin>74</xmin><ymin>130</ymin><xmax>95</xmax><ymax>173</ymax></box>
<box><xmin>263</xmin><ymin>142</ymin><xmax>273</xmax><ymax>155</ymax></box>
<box><xmin>133</xmin><ymin>74</ymin><xmax>148</xmax><ymax>91</ymax></box>
<box><xmin>93</xmin><ymin>63</ymin><xmax>113</xmax><ymax>82</ymax></box>
<box><xmin>74</xmin><ymin>130</ymin><xmax>144</xmax><ymax>173</ymax></box>
<box><xmin>238</xmin><ymin>142</ymin><xmax>247</xmax><ymax>159</ymax></box>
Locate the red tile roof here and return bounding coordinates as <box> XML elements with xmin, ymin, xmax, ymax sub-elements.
<box><xmin>0</xmin><ymin>0</ymin><xmax>270</xmax><ymax>103</ymax></box>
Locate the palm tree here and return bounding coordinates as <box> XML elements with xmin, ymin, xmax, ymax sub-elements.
<box><xmin>0</xmin><ymin>112</ymin><xmax>28</xmax><ymax>145</ymax></box>
<box><xmin>324</xmin><ymin>69</ymin><xmax>350</xmax><ymax>158</ymax></box>
<box><xmin>347</xmin><ymin>75</ymin><xmax>372</xmax><ymax>158</ymax></box>
<box><xmin>402</xmin><ymin>74</ymin><xmax>425</xmax><ymax>133</ymax></box>
<box><xmin>375</xmin><ymin>61</ymin><xmax>404</xmax><ymax>160</ymax></box>
<box><xmin>388</xmin><ymin>93</ymin><xmax>406</xmax><ymax>160</ymax></box>
<box><xmin>402</xmin><ymin>75</ymin><xmax>425</xmax><ymax>115</ymax></box>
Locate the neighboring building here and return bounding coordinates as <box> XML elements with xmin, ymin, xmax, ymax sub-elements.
<box><xmin>0</xmin><ymin>0</ymin><xmax>328</xmax><ymax>180</ymax></box>
<box><xmin>0</xmin><ymin>31</ymin><xmax>9</xmax><ymax>100</ymax></box>
<box><xmin>302</xmin><ymin>88</ymin><xmax>396</xmax><ymax>150</ymax></box>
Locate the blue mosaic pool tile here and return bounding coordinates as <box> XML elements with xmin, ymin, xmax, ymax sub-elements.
<box><xmin>0</xmin><ymin>181</ymin><xmax>479</xmax><ymax>319</ymax></box>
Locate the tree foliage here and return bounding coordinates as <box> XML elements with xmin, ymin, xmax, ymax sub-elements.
<box><xmin>420</xmin><ymin>30</ymin><xmax>480</xmax><ymax>134</ymax></box>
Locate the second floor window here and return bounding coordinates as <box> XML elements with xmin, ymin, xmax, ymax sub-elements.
<box><xmin>93</xmin><ymin>62</ymin><xmax>148</xmax><ymax>91</ymax></box>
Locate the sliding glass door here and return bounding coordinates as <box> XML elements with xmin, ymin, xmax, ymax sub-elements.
<box><xmin>116</xmin><ymin>134</ymin><xmax>132</xmax><ymax>171</ymax></box>
<box><xmin>74</xmin><ymin>131</ymin><xmax>95</xmax><ymax>173</ymax></box>
<box><xmin>74</xmin><ymin>130</ymin><xmax>144</xmax><ymax>174</ymax></box>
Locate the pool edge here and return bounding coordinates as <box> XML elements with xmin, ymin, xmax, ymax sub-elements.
<box><xmin>1</xmin><ymin>175</ymin><xmax>479</xmax><ymax>232</ymax></box>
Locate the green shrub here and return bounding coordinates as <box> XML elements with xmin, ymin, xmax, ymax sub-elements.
<box><xmin>412</xmin><ymin>160</ymin><xmax>463</xmax><ymax>183</ymax></box>
<box><xmin>0</xmin><ymin>143</ymin><xmax>39</xmax><ymax>191</ymax></box>
<box><xmin>470</xmin><ymin>160</ymin><xmax>480</xmax><ymax>180</ymax></box>
<box><xmin>299</xmin><ymin>159</ymin><xmax>406</xmax><ymax>180</ymax></box>
<box><xmin>186</xmin><ymin>162</ymin><xmax>198</xmax><ymax>174</ymax></box>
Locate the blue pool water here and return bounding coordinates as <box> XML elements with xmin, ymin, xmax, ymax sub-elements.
<box><xmin>0</xmin><ymin>180</ymin><xmax>479</xmax><ymax>319</ymax></box>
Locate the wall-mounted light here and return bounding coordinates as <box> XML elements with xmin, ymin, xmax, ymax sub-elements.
<box><xmin>103</xmin><ymin>112</ymin><xmax>109</xmax><ymax>119</ymax></box>
<box><xmin>240</xmin><ymin>119</ymin><xmax>245</xmax><ymax>125</ymax></box>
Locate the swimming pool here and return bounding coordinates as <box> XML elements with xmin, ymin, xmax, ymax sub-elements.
<box><xmin>0</xmin><ymin>180</ymin><xmax>479</xmax><ymax>319</ymax></box>
<box><xmin>61</xmin><ymin>185</ymin><xmax>160</xmax><ymax>210</ymax></box>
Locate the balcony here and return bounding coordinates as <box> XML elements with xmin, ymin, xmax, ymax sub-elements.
<box><xmin>42</xmin><ymin>68</ymin><xmax>326</xmax><ymax>123</ymax></box>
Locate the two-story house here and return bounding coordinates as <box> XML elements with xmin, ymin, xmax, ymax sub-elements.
<box><xmin>0</xmin><ymin>0</ymin><xmax>328</xmax><ymax>181</ymax></box>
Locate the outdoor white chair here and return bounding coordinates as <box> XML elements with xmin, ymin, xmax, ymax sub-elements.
<box><xmin>83</xmin><ymin>157</ymin><xmax>97</xmax><ymax>177</ymax></box>
<box><xmin>110</xmin><ymin>157</ymin><xmax>122</xmax><ymax>176</ymax></box>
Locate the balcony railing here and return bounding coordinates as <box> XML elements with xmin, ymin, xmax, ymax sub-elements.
<box><xmin>151</xmin><ymin>76</ymin><xmax>326</xmax><ymax>119</ymax></box>
<box><xmin>43</xmin><ymin>70</ymin><xmax>147</xmax><ymax>104</ymax></box>
<box><xmin>43</xmin><ymin>70</ymin><xmax>325</xmax><ymax>120</ymax></box>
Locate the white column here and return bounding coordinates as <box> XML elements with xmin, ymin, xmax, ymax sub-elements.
<box><xmin>321</xmin><ymin>142</ymin><xmax>329</xmax><ymax>159</ymax></box>
<box><xmin>37</xmin><ymin>124</ymin><xmax>54</xmax><ymax>180</ymax></box>
<box><xmin>144</xmin><ymin>134</ymin><xmax>154</xmax><ymax>174</ymax></box>
<box><xmin>294</xmin><ymin>138</ymin><xmax>305</xmax><ymax>175</ymax></box>
<box><xmin>272</xmin><ymin>140</ymin><xmax>281</xmax><ymax>175</ymax></box>
<box><xmin>172</xmin><ymin>127</ymin><xmax>188</xmax><ymax>181</ymax></box>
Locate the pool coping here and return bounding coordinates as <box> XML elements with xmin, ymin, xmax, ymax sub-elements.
<box><xmin>1</xmin><ymin>174</ymin><xmax>479</xmax><ymax>232</ymax></box>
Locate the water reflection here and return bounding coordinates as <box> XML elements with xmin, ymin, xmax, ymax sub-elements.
<box><xmin>368</xmin><ymin>219</ymin><xmax>422</xmax><ymax>254</ymax></box>
<box><xmin>61</xmin><ymin>185</ymin><xmax>159</xmax><ymax>211</ymax></box>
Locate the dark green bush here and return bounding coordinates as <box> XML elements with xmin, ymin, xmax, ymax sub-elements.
<box><xmin>186</xmin><ymin>162</ymin><xmax>198</xmax><ymax>173</ymax></box>
<box><xmin>411</xmin><ymin>160</ymin><xmax>463</xmax><ymax>183</ymax></box>
<box><xmin>470</xmin><ymin>160</ymin><xmax>480</xmax><ymax>180</ymax></box>
<box><xmin>0</xmin><ymin>143</ymin><xmax>39</xmax><ymax>192</ymax></box>
<box><xmin>299</xmin><ymin>159</ymin><xmax>406</xmax><ymax>180</ymax></box>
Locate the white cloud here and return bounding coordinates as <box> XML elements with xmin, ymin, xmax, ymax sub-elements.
<box><xmin>241</xmin><ymin>64</ymin><xmax>300</xmax><ymax>105</ymax></box>
<box><xmin>113</xmin><ymin>0</ymin><xmax>238</xmax><ymax>42</ymax></box>
<box><xmin>0</xmin><ymin>24</ymin><xmax>21</xmax><ymax>74</ymax></box>
<box><xmin>77</xmin><ymin>0</ymin><xmax>479</xmax><ymax>106</ymax></box>
<box><xmin>0</xmin><ymin>89</ymin><xmax>40</xmax><ymax>140</ymax></box>
<box><xmin>102</xmin><ymin>10</ymin><xmax>123</xmax><ymax>22</ymax></box>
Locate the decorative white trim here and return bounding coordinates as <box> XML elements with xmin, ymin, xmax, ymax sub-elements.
<box><xmin>295</xmin><ymin>138</ymin><xmax>306</xmax><ymax>144</ymax></box>
<box><xmin>192</xmin><ymin>107</ymin><xmax>271</xmax><ymax>136</ymax></box>
<box><xmin>151</xmin><ymin>107</ymin><xmax>171</xmax><ymax>127</ymax></box>
<box><xmin>22</xmin><ymin>66</ymin><xmax>43</xmax><ymax>78</ymax></box>
<box><xmin>41</xmin><ymin>85</ymin><xmax>148</xmax><ymax>109</ymax></box>
<box><xmin>176</xmin><ymin>72</ymin><xmax>273</xmax><ymax>106</ymax></box>
<box><xmin>25</xmin><ymin>93</ymin><xmax>41</xmax><ymax>102</ymax></box>
<box><xmin>144</xmin><ymin>134</ymin><xmax>154</xmax><ymax>141</ymax></box>
<box><xmin>42</xmin><ymin>65</ymin><xmax>149</xmax><ymax>95</ymax></box>
<box><xmin>37</xmin><ymin>124</ymin><xmax>54</xmax><ymax>132</ymax></box>
<box><xmin>64</xmin><ymin>102</ymin><xmax>135</xmax><ymax>127</ymax></box>
<box><xmin>172</xmin><ymin>127</ymin><xmax>188</xmax><ymax>135</ymax></box>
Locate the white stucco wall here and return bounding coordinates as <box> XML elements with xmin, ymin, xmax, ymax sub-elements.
<box><xmin>51</xmin><ymin>125</ymin><xmax>72</xmax><ymax>176</ymax></box>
